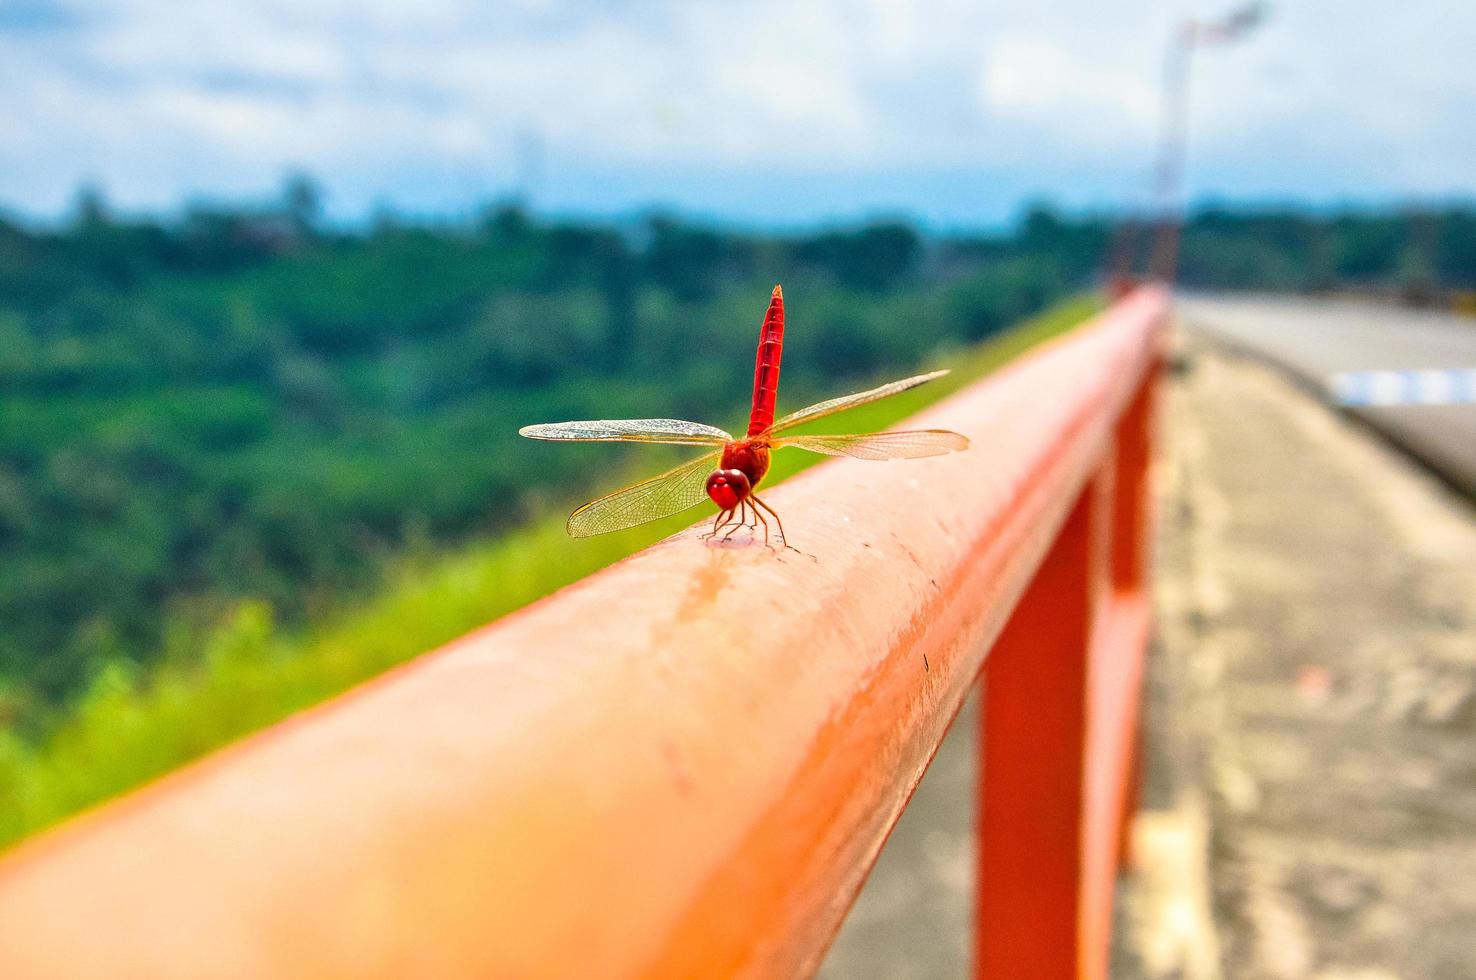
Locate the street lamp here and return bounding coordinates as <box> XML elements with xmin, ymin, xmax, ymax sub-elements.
<box><xmin>1148</xmin><ymin>2</ymin><xmax>1268</xmax><ymax>283</ymax></box>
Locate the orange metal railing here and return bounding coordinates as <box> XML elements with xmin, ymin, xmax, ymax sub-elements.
<box><xmin>0</xmin><ymin>288</ymin><xmax>1168</xmax><ymax>979</ymax></box>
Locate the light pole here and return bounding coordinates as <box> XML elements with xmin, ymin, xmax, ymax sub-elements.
<box><xmin>1148</xmin><ymin>3</ymin><xmax>1268</xmax><ymax>283</ymax></box>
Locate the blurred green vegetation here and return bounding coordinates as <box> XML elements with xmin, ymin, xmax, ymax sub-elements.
<box><xmin>0</xmin><ymin>194</ymin><xmax>1089</xmax><ymax>727</ymax></box>
<box><xmin>0</xmin><ymin>296</ymin><xmax>1099</xmax><ymax>848</ymax></box>
<box><xmin>1170</xmin><ymin>205</ymin><xmax>1476</xmax><ymax>300</ymax></box>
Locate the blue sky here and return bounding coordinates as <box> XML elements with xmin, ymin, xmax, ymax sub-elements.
<box><xmin>2</xmin><ymin>0</ymin><xmax>1472</xmax><ymax>228</ymax></box>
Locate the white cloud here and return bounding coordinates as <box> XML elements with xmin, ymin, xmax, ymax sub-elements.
<box><xmin>980</xmin><ymin>35</ymin><xmax>1159</xmax><ymax>145</ymax></box>
<box><xmin>1</xmin><ymin>0</ymin><xmax>1473</xmax><ymax>220</ymax></box>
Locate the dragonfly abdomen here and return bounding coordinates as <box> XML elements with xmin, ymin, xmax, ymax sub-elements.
<box><xmin>747</xmin><ymin>285</ymin><xmax>785</xmax><ymax>436</ymax></box>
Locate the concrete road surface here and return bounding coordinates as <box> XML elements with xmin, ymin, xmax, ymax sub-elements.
<box><xmin>1122</xmin><ymin>335</ymin><xmax>1476</xmax><ymax>979</ymax></box>
<box><xmin>1178</xmin><ymin>295</ymin><xmax>1476</xmax><ymax>495</ymax></box>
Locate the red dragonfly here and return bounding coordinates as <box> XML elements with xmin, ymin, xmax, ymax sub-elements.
<box><xmin>520</xmin><ymin>285</ymin><xmax>968</xmax><ymax>544</ymax></box>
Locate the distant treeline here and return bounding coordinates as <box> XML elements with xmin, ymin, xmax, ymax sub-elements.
<box><xmin>1167</xmin><ymin>205</ymin><xmax>1476</xmax><ymax>301</ymax></box>
<box><xmin>1</xmin><ymin>182</ymin><xmax>1472</xmax><ymax>722</ymax></box>
<box><xmin>0</xmin><ymin>185</ymin><xmax>1071</xmax><ymax>721</ymax></box>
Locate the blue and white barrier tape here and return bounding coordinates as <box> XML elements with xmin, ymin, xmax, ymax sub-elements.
<box><xmin>1330</xmin><ymin>368</ymin><xmax>1476</xmax><ymax>407</ymax></box>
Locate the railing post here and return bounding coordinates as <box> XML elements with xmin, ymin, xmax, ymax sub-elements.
<box><xmin>1111</xmin><ymin>374</ymin><xmax>1156</xmax><ymax>594</ymax></box>
<box><xmin>975</xmin><ymin>469</ymin><xmax>1112</xmax><ymax>979</ymax></box>
<box><xmin>1111</xmin><ymin>374</ymin><xmax>1158</xmax><ymax>871</ymax></box>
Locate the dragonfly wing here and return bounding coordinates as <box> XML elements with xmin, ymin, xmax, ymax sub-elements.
<box><xmin>520</xmin><ymin>418</ymin><xmax>732</xmax><ymax>446</ymax></box>
<box><xmin>566</xmin><ymin>452</ymin><xmax>720</xmax><ymax>538</ymax></box>
<box><xmin>768</xmin><ymin>370</ymin><xmax>950</xmax><ymax>433</ymax></box>
<box><xmin>775</xmin><ymin>429</ymin><xmax>969</xmax><ymax>460</ymax></box>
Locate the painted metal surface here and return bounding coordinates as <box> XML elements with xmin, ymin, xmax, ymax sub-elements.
<box><xmin>0</xmin><ymin>289</ymin><xmax>1167</xmax><ymax>979</ymax></box>
<box><xmin>976</xmin><ymin>371</ymin><xmax>1156</xmax><ymax>979</ymax></box>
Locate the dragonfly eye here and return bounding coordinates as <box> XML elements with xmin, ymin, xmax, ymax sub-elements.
<box><xmin>704</xmin><ymin>469</ymin><xmax>751</xmax><ymax>510</ymax></box>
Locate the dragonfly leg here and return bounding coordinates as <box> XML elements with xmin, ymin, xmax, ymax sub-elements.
<box><xmin>702</xmin><ymin>507</ymin><xmax>735</xmax><ymax>540</ymax></box>
<box><xmin>749</xmin><ymin>494</ymin><xmax>792</xmax><ymax>550</ymax></box>
<box><xmin>721</xmin><ymin>499</ymin><xmax>748</xmax><ymax>541</ymax></box>
<box><xmin>752</xmin><ymin>501</ymin><xmax>770</xmax><ymax>547</ymax></box>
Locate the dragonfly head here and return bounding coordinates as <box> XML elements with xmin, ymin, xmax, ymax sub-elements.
<box><xmin>704</xmin><ymin>468</ymin><xmax>751</xmax><ymax>511</ymax></box>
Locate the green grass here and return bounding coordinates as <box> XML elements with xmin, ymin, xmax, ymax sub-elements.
<box><xmin>0</xmin><ymin>295</ymin><xmax>1100</xmax><ymax>850</ymax></box>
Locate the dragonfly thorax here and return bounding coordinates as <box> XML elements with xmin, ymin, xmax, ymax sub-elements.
<box><xmin>720</xmin><ymin>438</ymin><xmax>770</xmax><ymax>487</ymax></box>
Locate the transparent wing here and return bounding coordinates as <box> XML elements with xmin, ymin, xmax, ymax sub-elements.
<box><xmin>768</xmin><ymin>370</ymin><xmax>950</xmax><ymax>434</ymax></box>
<box><xmin>774</xmin><ymin>429</ymin><xmax>969</xmax><ymax>460</ymax></box>
<box><xmin>566</xmin><ymin>452</ymin><xmax>719</xmax><ymax>538</ymax></box>
<box><xmin>520</xmin><ymin>418</ymin><xmax>731</xmax><ymax>446</ymax></box>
